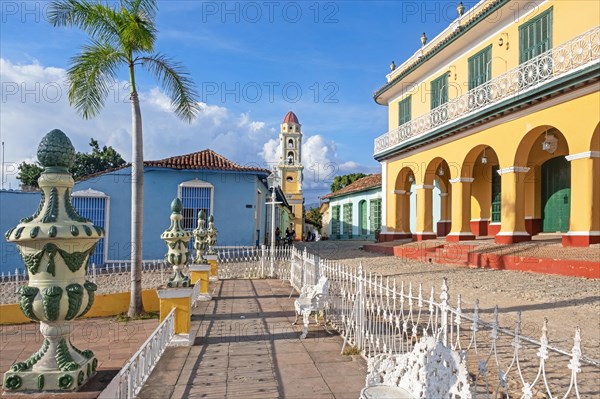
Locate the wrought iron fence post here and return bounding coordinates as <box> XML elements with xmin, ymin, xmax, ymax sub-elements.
<box><xmin>261</xmin><ymin>245</ymin><xmax>266</xmax><ymax>277</ymax></box>
<box><xmin>357</xmin><ymin>263</ymin><xmax>365</xmax><ymax>352</ymax></box>
<box><xmin>440</xmin><ymin>278</ymin><xmax>449</xmax><ymax>346</ymax></box>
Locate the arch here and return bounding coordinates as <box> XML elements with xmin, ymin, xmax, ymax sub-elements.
<box><xmin>591</xmin><ymin>122</ymin><xmax>600</xmax><ymax>152</ymax></box>
<box><xmin>394</xmin><ymin>166</ymin><xmax>416</xmax><ymax>191</ymax></box>
<box><xmin>287</xmin><ymin>151</ymin><xmax>294</xmax><ymax>164</ymax></box>
<box><xmin>287</xmin><ymin>138</ymin><xmax>294</xmax><ymax>149</ymax></box>
<box><xmin>423</xmin><ymin>157</ymin><xmax>450</xmax><ymax>186</ymax></box>
<box><xmin>458</xmin><ymin>145</ymin><xmax>501</xmax><ymax>237</ymax></box>
<box><xmin>419</xmin><ymin>158</ymin><xmax>450</xmax><ymax>238</ymax></box>
<box><xmin>513</xmin><ymin>125</ymin><xmax>570</xmax><ymax>166</ymax></box>
<box><xmin>392</xmin><ymin>167</ymin><xmax>416</xmax><ymax>236</ymax></box>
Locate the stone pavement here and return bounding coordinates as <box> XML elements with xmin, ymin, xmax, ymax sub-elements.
<box><xmin>0</xmin><ymin>316</ymin><xmax>159</xmax><ymax>396</ymax></box>
<box><xmin>139</xmin><ymin>279</ymin><xmax>367</xmax><ymax>399</ymax></box>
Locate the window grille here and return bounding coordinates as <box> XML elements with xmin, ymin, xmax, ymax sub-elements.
<box><xmin>72</xmin><ymin>191</ymin><xmax>108</xmax><ymax>266</ymax></box>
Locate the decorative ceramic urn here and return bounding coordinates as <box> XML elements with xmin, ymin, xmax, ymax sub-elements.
<box><xmin>192</xmin><ymin>210</ymin><xmax>208</xmax><ymax>264</ymax></box>
<box><xmin>3</xmin><ymin>129</ymin><xmax>101</xmax><ymax>392</ymax></box>
<box><xmin>161</xmin><ymin>198</ymin><xmax>192</xmax><ymax>287</ymax></box>
<box><xmin>205</xmin><ymin>215</ymin><xmax>218</xmax><ymax>255</ymax></box>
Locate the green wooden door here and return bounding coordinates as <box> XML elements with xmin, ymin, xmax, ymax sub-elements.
<box><xmin>541</xmin><ymin>156</ymin><xmax>570</xmax><ymax>232</ymax></box>
<box><xmin>359</xmin><ymin>201</ymin><xmax>367</xmax><ymax>236</ymax></box>
<box><xmin>491</xmin><ymin>165</ymin><xmax>501</xmax><ymax>222</ymax></box>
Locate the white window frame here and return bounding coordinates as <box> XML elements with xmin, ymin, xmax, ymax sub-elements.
<box><xmin>72</xmin><ymin>188</ymin><xmax>110</xmax><ymax>264</ymax></box>
<box><xmin>178</xmin><ymin>179</ymin><xmax>215</xmax><ymax>228</ymax></box>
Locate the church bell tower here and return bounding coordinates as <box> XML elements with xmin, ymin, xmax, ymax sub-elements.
<box><xmin>278</xmin><ymin>111</ymin><xmax>304</xmax><ymax>240</ymax></box>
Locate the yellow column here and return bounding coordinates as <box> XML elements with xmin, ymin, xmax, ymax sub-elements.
<box><xmin>393</xmin><ymin>190</ymin><xmax>412</xmax><ymax>238</ymax></box>
<box><xmin>206</xmin><ymin>255</ymin><xmax>218</xmax><ymax>281</ymax></box>
<box><xmin>438</xmin><ymin>192</ymin><xmax>451</xmax><ymax>236</ymax></box>
<box><xmin>415</xmin><ymin>185</ymin><xmax>435</xmax><ymax>240</ymax></box>
<box><xmin>156</xmin><ymin>287</ymin><xmax>195</xmax><ymax>345</ymax></box>
<box><xmin>447</xmin><ymin>178</ymin><xmax>475</xmax><ymax>241</ymax></box>
<box><xmin>495</xmin><ymin>167</ymin><xmax>531</xmax><ymax>244</ymax></box>
<box><xmin>190</xmin><ymin>264</ymin><xmax>212</xmax><ymax>301</ymax></box>
<box><xmin>563</xmin><ymin>154</ymin><xmax>600</xmax><ymax>246</ymax></box>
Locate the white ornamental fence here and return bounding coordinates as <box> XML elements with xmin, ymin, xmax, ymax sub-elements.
<box><xmin>374</xmin><ymin>26</ymin><xmax>600</xmax><ymax>154</ymax></box>
<box><xmin>99</xmin><ymin>308</ymin><xmax>175</xmax><ymax>399</ymax></box>
<box><xmin>3</xmin><ymin>246</ymin><xmax>598</xmax><ymax>397</ymax></box>
<box><xmin>0</xmin><ymin>260</ymin><xmax>171</xmax><ymax>304</ymax></box>
<box><xmin>0</xmin><ymin>246</ymin><xmax>291</xmax><ymax>304</ymax></box>
<box><xmin>288</xmin><ymin>247</ymin><xmax>599</xmax><ymax>398</ymax></box>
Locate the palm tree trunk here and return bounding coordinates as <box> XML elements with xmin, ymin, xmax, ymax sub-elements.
<box><xmin>128</xmin><ymin>64</ymin><xmax>144</xmax><ymax>317</ymax></box>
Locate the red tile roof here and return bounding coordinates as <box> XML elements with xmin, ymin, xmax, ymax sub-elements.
<box><xmin>77</xmin><ymin>149</ymin><xmax>269</xmax><ymax>181</ymax></box>
<box><xmin>145</xmin><ymin>149</ymin><xmax>268</xmax><ymax>172</ymax></box>
<box><xmin>283</xmin><ymin>111</ymin><xmax>299</xmax><ymax>124</ymax></box>
<box><xmin>322</xmin><ymin>174</ymin><xmax>382</xmax><ymax>199</ymax></box>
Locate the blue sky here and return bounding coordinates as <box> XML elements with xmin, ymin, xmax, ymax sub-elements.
<box><xmin>0</xmin><ymin>1</ymin><xmax>465</xmax><ymax>202</ymax></box>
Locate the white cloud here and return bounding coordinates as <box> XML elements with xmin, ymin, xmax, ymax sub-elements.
<box><xmin>0</xmin><ymin>58</ymin><xmax>274</xmax><ymax>188</ymax></box>
<box><xmin>0</xmin><ymin>58</ymin><xmax>373</xmax><ymax>200</ymax></box>
<box><xmin>259</xmin><ymin>133</ymin><xmax>373</xmax><ymax>191</ymax></box>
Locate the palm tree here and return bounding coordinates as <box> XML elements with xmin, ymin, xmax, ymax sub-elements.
<box><xmin>49</xmin><ymin>0</ymin><xmax>199</xmax><ymax>316</ymax></box>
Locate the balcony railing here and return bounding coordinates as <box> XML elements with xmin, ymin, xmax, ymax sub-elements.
<box><xmin>374</xmin><ymin>26</ymin><xmax>600</xmax><ymax>155</ymax></box>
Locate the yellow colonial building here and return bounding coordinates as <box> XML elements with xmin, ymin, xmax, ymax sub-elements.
<box><xmin>374</xmin><ymin>0</ymin><xmax>599</xmax><ymax>246</ymax></box>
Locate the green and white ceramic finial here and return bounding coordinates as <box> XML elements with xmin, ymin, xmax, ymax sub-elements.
<box><xmin>3</xmin><ymin>129</ymin><xmax>100</xmax><ymax>392</ymax></box>
<box><xmin>161</xmin><ymin>198</ymin><xmax>192</xmax><ymax>287</ymax></box>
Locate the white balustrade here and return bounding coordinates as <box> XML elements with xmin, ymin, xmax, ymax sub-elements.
<box><xmin>374</xmin><ymin>26</ymin><xmax>600</xmax><ymax>155</ymax></box>
<box><xmin>100</xmin><ymin>308</ymin><xmax>175</xmax><ymax>399</ymax></box>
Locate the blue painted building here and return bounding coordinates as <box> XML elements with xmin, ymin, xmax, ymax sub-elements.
<box><xmin>0</xmin><ymin>149</ymin><xmax>271</xmax><ymax>272</ymax></box>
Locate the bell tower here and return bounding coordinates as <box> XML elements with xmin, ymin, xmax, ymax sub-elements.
<box><xmin>278</xmin><ymin>111</ymin><xmax>304</xmax><ymax>240</ymax></box>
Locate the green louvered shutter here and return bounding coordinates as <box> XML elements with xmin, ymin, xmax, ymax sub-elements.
<box><xmin>430</xmin><ymin>74</ymin><xmax>448</xmax><ymax>110</ymax></box>
<box><xmin>468</xmin><ymin>45</ymin><xmax>492</xmax><ymax>90</ymax></box>
<box><xmin>519</xmin><ymin>8</ymin><xmax>553</xmax><ymax>63</ymax></box>
<box><xmin>398</xmin><ymin>96</ymin><xmax>412</xmax><ymax>125</ymax></box>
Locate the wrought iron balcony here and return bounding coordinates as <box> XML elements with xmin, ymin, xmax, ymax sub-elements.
<box><xmin>374</xmin><ymin>26</ymin><xmax>600</xmax><ymax>156</ymax></box>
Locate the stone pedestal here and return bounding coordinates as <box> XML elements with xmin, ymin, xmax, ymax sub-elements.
<box><xmin>206</xmin><ymin>255</ymin><xmax>218</xmax><ymax>281</ymax></box>
<box><xmin>189</xmin><ymin>264</ymin><xmax>212</xmax><ymax>301</ymax></box>
<box><xmin>157</xmin><ymin>287</ymin><xmax>195</xmax><ymax>346</ymax></box>
<box><xmin>3</xmin><ymin>130</ymin><xmax>101</xmax><ymax>393</ymax></box>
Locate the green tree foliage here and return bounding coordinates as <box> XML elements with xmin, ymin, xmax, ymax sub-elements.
<box><xmin>17</xmin><ymin>139</ymin><xmax>126</xmax><ymax>188</ymax></box>
<box><xmin>16</xmin><ymin>162</ymin><xmax>44</xmax><ymax>189</ymax></box>
<box><xmin>330</xmin><ymin>173</ymin><xmax>367</xmax><ymax>193</ymax></box>
<box><xmin>305</xmin><ymin>207</ymin><xmax>322</xmax><ymax>231</ymax></box>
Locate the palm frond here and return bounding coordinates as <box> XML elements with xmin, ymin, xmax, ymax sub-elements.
<box><xmin>121</xmin><ymin>0</ymin><xmax>157</xmax><ymax>19</ymax></box>
<box><xmin>48</xmin><ymin>0</ymin><xmax>121</xmax><ymax>45</ymax></box>
<box><xmin>118</xmin><ymin>7</ymin><xmax>157</xmax><ymax>53</ymax></box>
<box><xmin>138</xmin><ymin>54</ymin><xmax>200</xmax><ymax>123</ymax></box>
<box><xmin>67</xmin><ymin>41</ymin><xmax>126</xmax><ymax>119</ymax></box>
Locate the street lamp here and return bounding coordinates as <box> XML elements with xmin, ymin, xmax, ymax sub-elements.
<box><xmin>266</xmin><ymin>167</ymin><xmax>281</xmax><ymax>277</ymax></box>
<box><xmin>267</xmin><ymin>168</ymin><xmax>280</xmax><ymax>248</ymax></box>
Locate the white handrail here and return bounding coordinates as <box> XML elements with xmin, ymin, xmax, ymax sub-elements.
<box><xmin>99</xmin><ymin>308</ymin><xmax>175</xmax><ymax>399</ymax></box>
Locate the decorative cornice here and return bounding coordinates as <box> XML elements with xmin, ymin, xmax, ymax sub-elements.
<box><xmin>565</xmin><ymin>151</ymin><xmax>600</xmax><ymax>161</ymax></box>
<box><xmin>393</xmin><ymin>190</ymin><xmax>406</xmax><ymax>195</ymax></box>
<box><xmin>374</xmin><ymin>0</ymin><xmax>510</xmax><ymax>103</ymax></box>
<box><xmin>414</xmin><ymin>184</ymin><xmax>435</xmax><ymax>190</ymax></box>
<box><xmin>497</xmin><ymin>166</ymin><xmax>530</xmax><ymax>175</ymax></box>
<box><xmin>374</xmin><ymin>65</ymin><xmax>600</xmax><ymax>161</ymax></box>
<box><xmin>449</xmin><ymin>177</ymin><xmax>474</xmax><ymax>183</ymax></box>
<box><xmin>439</xmin><ymin>193</ymin><xmax>449</xmax><ymax>197</ymax></box>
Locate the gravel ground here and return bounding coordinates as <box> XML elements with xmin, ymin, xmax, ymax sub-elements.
<box><xmin>297</xmin><ymin>240</ymin><xmax>600</xmax><ymax>360</ymax></box>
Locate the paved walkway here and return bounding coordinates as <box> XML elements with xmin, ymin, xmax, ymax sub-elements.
<box><xmin>1</xmin><ymin>316</ymin><xmax>159</xmax><ymax>397</ymax></box>
<box><xmin>139</xmin><ymin>279</ymin><xmax>367</xmax><ymax>399</ymax></box>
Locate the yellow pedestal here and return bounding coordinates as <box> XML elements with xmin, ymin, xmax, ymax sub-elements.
<box><xmin>156</xmin><ymin>287</ymin><xmax>195</xmax><ymax>346</ymax></box>
<box><xmin>190</xmin><ymin>264</ymin><xmax>212</xmax><ymax>301</ymax></box>
<box><xmin>206</xmin><ymin>255</ymin><xmax>218</xmax><ymax>281</ymax></box>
